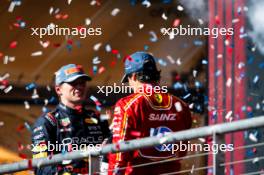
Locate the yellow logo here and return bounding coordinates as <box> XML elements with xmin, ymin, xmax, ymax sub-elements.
<box><xmin>85</xmin><ymin>117</ymin><xmax>98</xmax><ymax>124</ymax></box>
<box><xmin>154</xmin><ymin>94</ymin><xmax>163</xmax><ymax>103</ymax></box>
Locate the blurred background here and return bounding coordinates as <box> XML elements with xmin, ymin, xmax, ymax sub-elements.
<box><xmin>0</xmin><ymin>0</ymin><xmax>263</xmax><ymax>174</ymax></box>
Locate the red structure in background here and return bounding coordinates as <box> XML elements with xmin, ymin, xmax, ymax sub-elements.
<box><xmin>208</xmin><ymin>0</ymin><xmax>246</xmax><ymax>174</ymax></box>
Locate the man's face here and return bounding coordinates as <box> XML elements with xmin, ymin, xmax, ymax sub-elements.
<box><xmin>56</xmin><ymin>78</ymin><xmax>87</xmax><ymax>105</ymax></box>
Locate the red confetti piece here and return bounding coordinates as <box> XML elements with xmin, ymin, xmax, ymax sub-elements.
<box><xmin>28</xmin><ymin>159</ymin><xmax>33</xmax><ymax>169</ymax></box>
<box><xmin>0</xmin><ymin>52</ymin><xmax>3</xmax><ymax>58</ymax></box>
<box><xmin>13</xmin><ymin>23</ymin><xmax>20</xmax><ymax>28</ymax></box>
<box><xmin>19</xmin><ymin>153</ymin><xmax>27</xmax><ymax>159</ymax></box>
<box><xmin>130</xmin><ymin>131</ymin><xmax>141</xmax><ymax>137</ymax></box>
<box><xmin>16</xmin><ymin>124</ymin><xmax>25</xmax><ymax>132</ymax></box>
<box><xmin>67</xmin><ymin>39</ymin><xmax>73</xmax><ymax>45</ymax></box>
<box><xmin>215</xmin><ymin>16</ymin><xmax>220</xmax><ymax>25</ymax></box>
<box><xmin>16</xmin><ymin>16</ymin><xmax>22</xmax><ymax>21</ymax></box>
<box><xmin>110</xmin><ymin>60</ymin><xmax>116</xmax><ymax>67</ymax></box>
<box><xmin>62</xmin><ymin>14</ymin><xmax>69</xmax><ymax>19</ymax></box>
<box><xmin>227</xmin><ymin>47</ymin><xmax>233</xmax><ymax>54</ymax></box>
<box><xmin>112</xmin><ymin>49</ymin><xmax>119</xmax><ymax>54</ymax></box>
<box><xmin>9</xmin><ymin>41</ymin><xmax>18</xmax><ymax>48</ymax></box>
<box><xmin>98</xmin><ymin>66</ymin><xmax>105</xmax><ymax>74</ymax></box>
<box><xmin>53</xmin><ymin>43</ymin><xmax>61</xmax><ymax>47</ymax></box>
<box><xmin>252</xmin><ymin>148</ymin><xmax>257</xmax><ymax>153</ymax></box>
<box><xmin>1</xmin><ymin>80</ymin><xmax>9</xmax><ymax>86</ymax></box>
<box><xmin>55</xmin><ymin>14</ymin><xmax>62</xmax><ymax>19</ymax></box>
<box><xmin>172</xmin><ymin>19</ymin><xmax>180</xmax><ymax>27</ymax></box>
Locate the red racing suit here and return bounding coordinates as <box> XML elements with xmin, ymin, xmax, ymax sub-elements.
<box><xmin>108</xmin><ymin>87</ymin><xmax>192</xmax><ymax>175</ymax></box>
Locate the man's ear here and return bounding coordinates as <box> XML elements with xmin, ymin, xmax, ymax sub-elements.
<box><xmin>55</xmin><ymin>85</ymin><xmax>62</xmax><ymax>96</ymax></box>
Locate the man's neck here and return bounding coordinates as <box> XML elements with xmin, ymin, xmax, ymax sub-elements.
<box><xmin>60</xmin><ymin>100</ymin><xmax>80</xmax><ymax>110</ymax></box>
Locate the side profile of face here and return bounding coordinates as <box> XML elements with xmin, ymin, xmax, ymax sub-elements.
<box><xmin>55</xmin><ymin>77</ymin><xmax>87</xmax><ymax>108</ymax></box>
<box><xmin>128</xmin><ymin>73</ymin><xmax>141</xmax><ymax>93</ymax></box>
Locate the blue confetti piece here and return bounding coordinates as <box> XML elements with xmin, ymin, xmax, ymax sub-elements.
<box><xmin>215</xmin><ymin>70</ymin><xmax>221</xmax><ymax>77</ymax></box>
<box><xmin>66</xmin><ymin>44</ymin><xmax>72</xmax><ymax>52</ymax></box>
<box><xmin>25</xmin><ymin>83</ymin><xmax>37</xmax><ymax>91</ymax></box>
<box><xmin>173</xmin><ymin>82</ymin><xmax>183</xmax><ymax>89</ymax></box>
<box><xmin>193</xmin><ymin>40</ymin><xmax>203</xmax><ymax>46</ymax></box>
<box><xmin>48</xmin><ymin>96</ymin><xmax>56</xmax><ymax>104</ymax></box>
<box><xmin>202</xmin><ymin>59</ymin><xmax>208</xmax><ymax>64</ymax></box>
<box><xmin>93</xmin><ymin>65</ymin><xmax>98</xmax><ymax>74</ymax></box>
<box><xmin>144</xmin><ymin>45</ymin><xmax>149</xmax><ymax>50</ymax></box>
<box><xmin>96</xmin><ymin>105</ymin><xmax>101</xmax><ymax>111</ymax></box>
<box><xmin>24</xmin><ymin>122</ymin><xmax>32</xmax><ymax>133</ymax></box>
<box><xmin>258</xmin><ymin>62</ymin><xmax>264</xmax><ymax>69</ymax></box>
<box><xmin>183</xmin><ymin>93</ymin><xmax>191</xmax><ymax>99</ymax></box>
<box><xmin>158</xmin><ymin>59</ymin><xmax>167</xmax><ymax>66</ymax></box>
<box><xmin>230</xmin><ymin>167</ymin><xmax>234</xmax><ymax>175</ymax></box>
<box><xmin>195</xmin><ymin>81</ymin><xmax>202</xmax><ymax>88</ymax></box>
<box><xmin>42</xmin><ymin>106</ymin><xmax>50</xmax><ymax>113</ymax></box>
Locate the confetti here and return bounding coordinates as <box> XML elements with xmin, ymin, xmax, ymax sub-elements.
<box><xmin>252</xmin><ymin>157</ymin><xmax>259</xmax><ymax>164</ymax></box>
<box><xmin>24</xmin><ymin>101</ymin><xmax>30</xmax><ymax>110</ymax></box>
<box><xmin>4</xmin><ymin>85</ymin><xmax>13</xmax><ymax>93</ymax></box>
<box><xmin>253</xmin><ymin>75</ymin><xmax>259</xmax><ymax>84</ymax></box>
<box><xmin>85</xmin><ymin>18</ymin><xmax>91</xmax><ymax>26</ymax></box>
<box><xmin>26</xmin><ymin>83</ymin><xmax>37</xmax><ymax>90</ymax></box>
<box><xmin>139</xmin><ymin>24</ymin><xmax>144</xmax><ymax>29</ymax></box>
<box><xmin>31</xmin><ymin>51</ymin><xmax>43</xmax><ymax>57</ymax></box>
<box><xmin>177</xmin><ymin>5</ymin><xmax>184</xmax><ymax>11</ymax></box>
<box><xmin>158</xmin><ymin>59</ymin><xmax>167</xmax><ymax>66</ymax></box>
<box><xmin>142</xmin><ymin>0</ymin><xmax>151</xmax><ymax>8</ymax></box>
<box><xmin>172</xmin><ymin>19</ymin><xmax>180</xmax><ymax>27</ymax></box>
<box><xmin>40</xmin><ymin>40</ymin><xmax>50</xmax><ymax>48</ymax></box>
<box><xmin>127</xmin><ymin>31</ymin><xmax>133</xmax><ymax>37</ymax></box>
<box><xmin>111</xmin><ymin>8</ymin><xmax>120</xmax><ymax>16</ymax></box>
<box><xmin>8</xmin><ymin>0</ymin><xmax>21</xmax><ymax>13</ymax></box>
<box><xmin>98</xmin><ymin>66</ymin><xmax>105</xmax><ymax>74</ymax></box>
<box><xmin>226</xmin><ymin>78</ymin><xmax>232</xmax><ymax>87</ymax></box>
<box><xmin>149</xmin><ymin>31</ymin><xmax>158</xmax><ymax>42</ymax></box>
<box><xmin>249</xmin><ymin>133</ymin><xmax>258</xmax><ymax>142</ymax></box>
<box><xmin>225</xmin><ymin>111</ymin><xmax>233</xmax><ymax>120</ymax></box>
<box><xmin>198</xmin><ymin>18</ymin><xmax>204</xmax><ymax>25</ymax></box>
<box><xmin>174</xmin><ymin>102</ymin><xmax>183</xmax><ymax>112</ymax></box>
<box><xmin>0</xmin><ymin>121</ymin><xmax>4</xmax><ymax>127</ymax></box>
<box><xmin>9</xmin><ymin>41</ymin><xmax>18</xmax><ymax>48</ymax></box>
<box><xmin>67</xmin><ymin>0</ymin><xmax>73</xmax><ymax>5</ymax></box>
<box><xmin>166</xmin><ymin>55</ymin><xmax>175</xmax><ymax>64</ymax></box>
<box><xmin>93</xmin><ymin>43</ymin><xmax>102</xmax><ymax>51</ymax></box>
<box><xmin>161</xmin><ymin>13</ymin><xmax>168</xmax><ymax>20</ymax></box>
<box><xmin>93</xmin><ymin>57</ymin><xmax>101</xmax><ymax>64</ymax></box>
<box><xmin>176</xmin><ymin>58</ymin><xmax>182</xmax><ymax>65</ymax></box>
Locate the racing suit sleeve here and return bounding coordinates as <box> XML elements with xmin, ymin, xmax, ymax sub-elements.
<box><xmin>108</xmin><ymin>100</ymin><xmax>135</xmax><ymax>175</ymax></box>
<box><xmin>31</xmin><ymin>113</ymin><xmax>57</xmax><ymax>175</ymax></box>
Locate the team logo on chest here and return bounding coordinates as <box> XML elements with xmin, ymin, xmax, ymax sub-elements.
<box><xmin>154</xmin><ymin>94</ymin><xmax>163</xmax><ymax>103</ymax></box>
<box><xmin>60</xmin><ymin>117</ymin><xmax>71</xmax><ymax>127</ymax></box>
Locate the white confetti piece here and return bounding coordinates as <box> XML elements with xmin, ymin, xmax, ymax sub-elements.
<box><xmin>175</xmin><ymin>102</ymin><xmax>183</xmax><ymax>112</ymax></box>
<box><xmin>85</xmin><ymin>18</ymin><xmax>91</xmax><ymax>26</ymax></box>
<box><xmin>93</xmin><ymin>56</ymin><xmax>101</xmax><ymax>64</ymax></box>
<box><xmin>90</xmin><ymin>0</ymin><xmax>96</xmax><ymax>6</ymax></box>
<box><xmin>4</xmin><ymin>85</ymin><xmax>12</xmax><ymax>93</ymax></box>
<box><xmin>31</xmin><ymin>51</ymin><xmax>43</xmax><ymax>57</ymax></box>
<box><xmin>198</xmin><ymin>138</ymin><xmax>206</xmax><ymax>143</ymax></box>
<box><xmin>166</xmin><ymin>55</ymin><xmax>175</xmax><ymax>64</ymax></box>
<box><xmin>67</xmin><ymin>0</ymin><xmax>72</xmax><ymax>5</ymax></box>
<box><xmin>232</xmin><ymin>18</ymin><xmax>240</xmax><ymax>24</ymax></box>
<box><xmin>111</xmin><ymin>8</ymin><xmax>120</xmax><ymax>16</ymax></box>
<box><xmin>177</xmin><ymin>5</ymin><xmax>184</xmax><ymax>11</ymax></box>
<box><xmin>8</xmin><ymin>1</ymin><xmax>20</xmax><ymax>13</ymax></box>
<box><xmin>49</xmin><ymin>7</ymin><xmax>54</xmax><ymax>15</ymax></box>
<box><xmin>253</xmin><ymin>75</ymin><xmax>259</xmax><ymax>84</ymax></box>
<box><xmin>190</xmin><ymin>165</ymin><xmax>195</xmax><ymax>174</ymax></box>
<box><xmin>105</xmin><ymin>44</ymin><xmax>112</xmax><ymax>52</ymax></box>
<box><xmin>249</xmin><ymin>133</ymin><xmax>258</xmax><ymax>142</ymax></box>
<box><xmin>225</xmin><ymin>111</ymin><xmax>232</xmax><ymax>120</ymax></box>
<box><xmin>127</xmin><ymin>31</ymin><xmax>133</xmax><ymax>37</ymax></box>
<box><xmin>0</xmin><ymin>121</ymin><xmax>4</xmax><ymax>127</ymax></box>
<box><xmin>252</xmin><ymin>157</ymin><xmax>259</xmax><ymax>164</ymax></box>
<box><xmin>24</xmin><ymin>101</ymin><xmax>30</xmax><ymax>110</ymax></box>
<box><xmin>226</xmin><ymin>78</ymin><xmax>232</xmax><ymax>87</ymax></box>
<box><xmin>193</xmin><ymin>70</ymin><xmax>197</xmax><ymax>77</ymax></box>
<box><xmin>142</xmin><ymin>0</ymin><xmax>151</xmax><ymax>8</ymax></box>
<box><xmin>139</xmin><ymin>24</ymin><xmax>144</xmax><ymax>29</ymax></box>
<box><xmin>162</xmin><ymin>13</ymin><xmax>168</xmax><ymax>20</ymax></box>
<box><xmin>176</xmin><ymin>58</ymin><xmax>182</xmax><ymax>65</ymax></box>
<box><xmin>40</xmin><ymin>40</ymin><xmax>50</xmax><ymax>48</ymax></box>
<box><xmin>198</xmin><ymin>18</ymin><xmax>204</xmax><ymax>25</ymax></box>
<box><xmin>93</xmin><ymin>43</ymin><xmax>102</xmax><ymax>51</ymax></box>
<box><xmin>0</xmin><ymin>73</ymin><xmax>10</xmax><ymax>81</ymax></box>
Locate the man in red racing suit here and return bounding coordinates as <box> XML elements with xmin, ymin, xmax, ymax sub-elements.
<box><xmin>108</xmin><ymin>51</ymin><xmax>192</xmax><ymax>175</ymax></box>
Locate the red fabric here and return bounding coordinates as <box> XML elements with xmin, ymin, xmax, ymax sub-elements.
<box><xmin>108</xmin><ymin>87</ymin><xmax>192</xmax><ymax>175</ymax></box>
